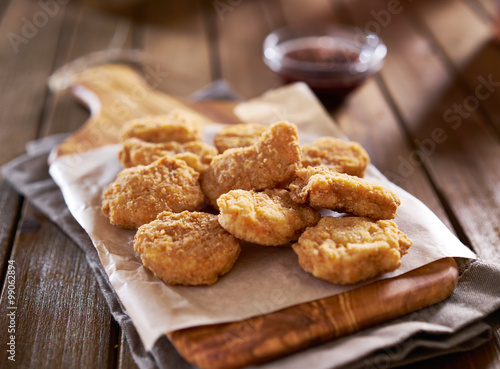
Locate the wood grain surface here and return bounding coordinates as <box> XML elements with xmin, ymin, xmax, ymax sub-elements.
<box><xmin>50</xmin><ymin>63</ymin><xmax>459</xmax><ymax>369</ymax></box>
<box><xmin>169</xmin><ymin>258</ymin><xmax>458</xmax><ymax>369</ymax></box>
<box><xmin>0</xmin><ymin>203</ymin><xmax>116</xmax><ymax>369</ymax></box>
<box><xmin>48</xmin><ymin>64</ymin><xmax>215</xmax><ymax>161</ymax></box>
<box><xmin>1</xmin><ymin>1</ymin><xmax>498</xmax><ymax>368</ymax></box>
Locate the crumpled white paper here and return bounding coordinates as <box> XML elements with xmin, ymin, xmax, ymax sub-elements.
<box><xmin>49</xmin><ymin>82</ymin><xmax>476</xmax><ymax>351</ymax></box>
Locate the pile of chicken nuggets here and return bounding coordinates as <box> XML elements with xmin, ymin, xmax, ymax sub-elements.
<box><xmin>101</xmin><ymin>109</ymin><xmax>412</xmax><ymax>287</ymax></box>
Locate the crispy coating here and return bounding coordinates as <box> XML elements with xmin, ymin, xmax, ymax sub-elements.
<box><xmin>120</xmin><ymin>109</ymin><xmax>203</xmax><ymax>143</ymax></box>
<box><xmin>118</xmin><ymin>137</ymin><xmax>217</xmax><ymax>173</ymax></box>
<box><xmin>301</xmin><ymin>137</ymin><xmax>370</xmax><ymax>177</ymax></box>
<box><xmin>289</xmin><ymin>167</ymin><xmax>400</xmax><ymax>220</ymax></box>
<box><xmin>217</xmin><ymin>189</ymin><xmax>321</xmax><ymax>246</ymax></box>
<box><xmin>201</xmin><ymin>121</ymin><xmax>302</xmax><ymax>208</ymax></box>
<box><xmin>293</xmin><ymin>216</ymin><xmax>412</xmax><ymax>285</ymax></box>
<box><xmin>134</xmin><ymin>211</ymin><xmax>241</xmax><ymax>286</ymax></box>
<box><xmin>214</xmin><ymin>123</ymin><xmax>268</xmax><ymax>153</ymax></box>
<box><xmin>101</xmin><ymin>157</ymin><xmax>205</xmax><ymax>229</ymax></box>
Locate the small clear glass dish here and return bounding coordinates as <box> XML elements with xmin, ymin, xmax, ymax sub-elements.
<box><xmin>263</xmin><ymin>24</ymin><xmax>387</xmax><ymax>105</ymax></box>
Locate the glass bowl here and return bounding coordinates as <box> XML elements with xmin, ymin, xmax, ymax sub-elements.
<box><xmin>263</xmin><ymin>24</ymin><xmax>387</xmax><ymax>106</ymax></box>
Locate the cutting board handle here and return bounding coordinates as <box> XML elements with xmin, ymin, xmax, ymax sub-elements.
<box><xmin>48</xmin><ymin>64</ymin><xmax>215</xmax><ymax>162</ymax></box>
<box><xmin>169</xmin><ymin>257</ymin><xmax>458</xmax><ymax>369</ymax></box>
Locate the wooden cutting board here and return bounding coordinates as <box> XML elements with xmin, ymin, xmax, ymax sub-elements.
<box><xmin>51</xmin><ymin>63</ymin><xmax>459</xmax><ymax>369</ymax></box>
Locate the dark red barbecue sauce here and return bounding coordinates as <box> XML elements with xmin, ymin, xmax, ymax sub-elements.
<box><xmin>276</xmin><ymin>45</ymin><xmax>363</xmax><ymax>107</ymax></box>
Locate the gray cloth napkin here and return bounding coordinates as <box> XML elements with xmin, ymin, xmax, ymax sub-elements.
<box><xmin>3</xmin><ymin>136</ymin><xmax>500</xmax><ymax>369</ymax></box>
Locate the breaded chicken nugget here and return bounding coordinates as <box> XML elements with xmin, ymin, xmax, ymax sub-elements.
<box><xmin>120</xmin><ymin>109</ymin><xmax>203</xmax><ymax>143</ymax></box>
<box><xmin>101</xmin><ymin>157</ymin><xmax>205</xmax><ymax>229</ymax></box>
<box><xmin>289</xmin><ymin>167</ymin><xmax>400</xmax><ymax>220</ymax></box>
<box><xmin>214</xmin><ymin>123</ymin><xmax>267</xmax><ymax>153</ymax></box>
<box><xmin>118</xmin><ymin>137</ymin><xmax>217</xmax><ymax>173</ymax></box>
<box><xmin>134</xmin><ymin>211</ymin><xmax>241</xmax><ymax>286</ymax></box>
<box><xmin>201</xmin><ymin>121</ymin><xmax>302</xmax><ymax>208</ymax></box>
<box><xmin>293</xmin><ymin>216</ymin><xmax>412</xmax><ymax>285</ymax></box>
<box><xmin>217</xmin><ymin>189</ymin><xmax>321</xmax><ymax>246</ymax></box>
<box><xmin>301</xmin><ymin>137</ymin><xmax>370</xmax><ymax>177</ymax></box>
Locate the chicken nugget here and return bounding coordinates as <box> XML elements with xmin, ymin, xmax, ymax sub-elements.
<box><xmin>293</xmin><ymin>216</ymin><xmax>412</xmax><ymax>285</ymax></box>
<box><xmin>289</xmin><ymin>167</ymin><xmax>400</xmax><ymax>220</ymax></box>
<box><xmin>217</xmin><ymin>189</ymin><xmax>321</xmax><ymax>246</ymax></box>
<box><xmin>134</xmin><ymin>211</ymin><xmax>241</xmax><ymax>286</ymax></box>
<box><xmin>301</xmin><ymin>137</ymin><xmax>370</xmax><ymax>177</ymax></box>
<box><xmin>120</xmin><ymin>109</ymin><xmax>203</xmax><ymax>143</ymax></box>
<box><xmin>118</xmin><ymin>137</ymin><xmax>217</xmax><ymax>173</ymax></box>
<box><xmin>101</xmin><ymin>157</ymin><xmax>205</xmax><ymax>229</ymax></box>
<box><xmin>214</xmin><ymin>123</ymin><xmax>267</xmax><ymax>153</ymax></box>
<box><xmin>201</xmin><ymin>121</ymin><xmax>302</xmax><ymax>208</ymax></box>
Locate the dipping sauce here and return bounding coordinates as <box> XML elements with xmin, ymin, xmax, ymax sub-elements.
<box><xmin>285</xmin><ymin>46</ymin><xmax>359</xmax><ymax>64</ymax></box>
<box><xmin>263</xmin><ymin>26</ymin><xmax>387</xmax><ymax>107</ymax></box>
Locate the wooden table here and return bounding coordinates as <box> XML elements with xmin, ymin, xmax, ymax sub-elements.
<box><xmin>1</xmin><ymin>0</ymin><xmax>499</xmax><ymax>368</ymax></box>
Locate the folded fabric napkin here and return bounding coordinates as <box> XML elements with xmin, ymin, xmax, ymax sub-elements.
<box><xmin>3</xmin><ymin>82</ymin><xmax>500</xmax><ymax>369</ymax></box>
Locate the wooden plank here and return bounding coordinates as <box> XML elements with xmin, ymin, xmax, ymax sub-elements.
<box><xmin>35</xmin><ymin>5</ymin><xmax>142</xmax><ymax>368</ymax></box>
<box><xmin>141</xmin><ymin>0</ymin><xmax>212</xmax><ymax>97</ymax></box>
<box><xmin>279</xmin><ymin>0</ymin><xmax>349</xmax><ymax>25</ymax></box>
<box><xmin>0</xmin><ymin>204</ymin><xmax>115</xmax><ymax>368</ymax></box>
<box><xmin>353</xmin><ymin>2</ymin><xmax>453</xmax><ymax>127</ymax></box>
<box><xmin>411</xmin><ymin>0</ymin><xmax>491</xmax><ymax>70</ymax></box>
<box><xmin>0</xmin><ymin>4</ymin><xmax>118</xmax><ymax>367</ymax></box>
<box><xmin>276</xmin><ymin>0</ymin><xmax>452</xmax><ymax>229</ymax></box>
<box><xmin>0</xmin><ymin>0</ymin><xmax>66</xmax><ymax>165</ymax></box>
<box><xmin>0</xmin><ymin>181</ymin><xmax>21</xmax><ymax>284</ymax></box>
<box><xmin>343</xmin><ymin>0</ymin><xmax>500</xmax><ymax>262</ymax></box>
<box><xmin>410</xmin><ymin>0</ymin><xmax>500</xmax><ymax>136</ymax></box>
<box><xmin>215</xmin><ymin>0</ymin><xmax>347</xmax><ymax>99</ymax></box>
<box><xmin>337</xmin><ymin>4</ymin><xmax>500</xmax><ymax>368</ymax></box>
<box><xmin>397</xmin><ymin>4</ymin><xmax>500</xmax><ymax>365</ymax></box>
<box><xmin>463</xmin><ymin>0</ymin><xmax>498</xmax><ymax>19</ymax></box>
<box><xmin>458</xmin><ymin>42</ymin><xmax>500</xmax><ymax>136</ymax></box>
<box><xmin>215</xmin><ymin>0</ymin><xmax>283</xmax><ymax>98</ymax></box>
<box><xmin>0</xmin><ymin>0</ymin><xmax>12</xmax><ymax>23</ymax></box>
<box><xmin>39</xmin><ymin>3</ymin><xmax>136</xmax><ymax>138</ymax></box>
<box><xmin>479</xmin><ymin>0</ymin><xmax>498</xmax><ymax>17</ymax></box>
<box><xmin>334</xmin><ymin>79</ymin><xmax>454</xmax><ymax>230</ymax></box>
<box><xmin>259</xmin><ymin>0</ymin><xmax>286</xmax><ymax>30</ymax></box>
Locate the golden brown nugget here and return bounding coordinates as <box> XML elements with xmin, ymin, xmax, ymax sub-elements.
<box><xmin>120</xmin><ymin>109</ymin><xmax>203</xmax><ymax>143</ymax></box>
<box><xmin>202</xmin><ymin>121</ymin><xmax>302</xmax><ymax>208</ymax></box>
<box><xmin>217</xmin><ymin>189</ymin><xmax>321</xmax><ymax>246</ymax></box>
<box><xmin>293</xmin><ymin>216</ymin><xmax>412</xmax><ymax>285</ymax></box>
<box><xmin>134</xmin><ymin>211</ymin><xmax>241</xmax><ymax>286</ymax></box>
<box><xmin>301</xmin><ymin>137</ymin><xmax>370</xmax><ymax>177</ymax></box>
<box><xmin>118</xmin><ymin>137</ymin><xmax>217</xmax><ymax>173</ymax></box>
<box><xmin>101</xmin><ymin>157</ymin><xmax>205</xmax><ymax>229</ymax></box>
<box><xmin>214</xmin><ymin>123</ymin><xmax>267</xmax><ymax>153</ymax></box>
<box><xmin>290</xmin><ymin>167</ymin><xmax>400</xmax><ymax>220</ymax></box>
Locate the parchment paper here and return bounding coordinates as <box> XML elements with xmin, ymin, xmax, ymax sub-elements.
<box><xmin>49</xmin><ymin>82</ymin><xmax>476</xmax><ymax>351</ymax></box>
